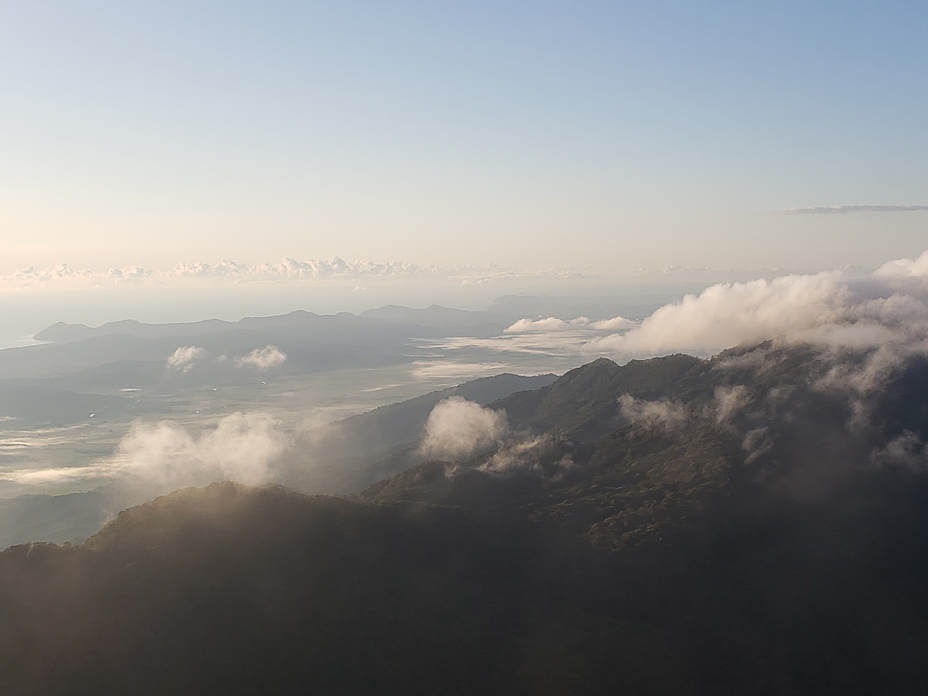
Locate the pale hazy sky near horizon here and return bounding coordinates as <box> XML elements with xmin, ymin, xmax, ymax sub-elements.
<box><xmin>2</xmin><ymin>1</ymin><xmax>927</xmax><ymax>280</ymax></box>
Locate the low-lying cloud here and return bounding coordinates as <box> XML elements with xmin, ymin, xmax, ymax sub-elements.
<box><xmin>618</xmin><ymin>385</ymin><xmax>754</xmax><ymax>434</ymax></box>
<box><xmin>420</xmin><ymin>397</ymin><xmax>508</xmax><ymax>460</ymax></box>
<box><xmin>114</xmin><ymin>412</ymin><xmax>288</xmax><ymax>489</ymax></box>
<box><xmin>590</xmin><ymin>316</ymin><xmax>636</xmax><ymax>330</ymax></box>
<box><xmin>505</xmin><ymin>316</ymin><xmax>633</xmax><ymax>333</ymax></box>
<box><xmin>167</xmin><ymin>345</ymin><xmax>287</xmax><ymax>372</ymax></box>
<box><xmin>618</xmin><ymin>394</ymin><xmax>690</xmax><ymax>432</ymax></box>
<box><xmin>870</xmin><ymin>431</ymin><xmax>928</xmax><ymax>471</ymax></box>
<box><xmin>711</xmin><ymin>385</ymin><xmax>750</xmax><ymax>424</ymax></box>
<box><xmin>166</xmin><ymin>346</ymin><xmax>208</xmax><ymax>372</ymax></box>
<box><xmin>235</xmin><ymin>345</ymin><xmax>287</xmax><ymax>370</ymax></box>
<box><xmin>505</xmin><ymin>317</ymin><xmax>590</xmax><ymax>333</ymax></box>
<box><xmin>478</xmin><ymin>434</ymin><xmax>574</xmax><ymax>476</ymax></box>
<box><xmin>587</xmin><ymin>250</ymin><xmax>928</xmax><ymax>361</ymax></box>
<box><xmin>411</xmin><ymin>360</ymin><xmax>510</xmax><ymax>383</ymax></box>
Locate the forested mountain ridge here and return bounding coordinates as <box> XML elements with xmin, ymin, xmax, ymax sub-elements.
<box><xmin>3</xmin><ymin>342</ymin><xmax>928</xmax><ymax>695</ymax></box>
<box><xmin>0</xmin><ymin>373</ymin><xmax>556</xmax><ymax>549</ymax></box>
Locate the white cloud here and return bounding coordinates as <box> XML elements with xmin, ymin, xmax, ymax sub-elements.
<box><xmin>166</xmin><ymin>257</ymin><xmax>432</xmax><ymax>280</ymax></box>
<box><xmin>235</xmin><ymin>345</ymin><xmax>287</xmax><ymax>370</ymax></box>
<box><xmin>114</xmin><ymin>412</ymin><xmax>288</xmax><ymax>488</ymax></box>
<box><xmin>587</xmin><ymin>251</ymin><xmax>928</xmax><ymax>361</ymax></box>
<box><xmin>10</xmin><ymin>263</ymin><xmax>151</xmax><ymax>284</ymax></box>
<box><xmin>710</xmin><ymin>385</ymin><xmax>750</xmax><ymax>424</ymax></box>
<box><xmin>589</xmin><ymin>272</ymin><xmax>848</xmax><ymax>357</ymax></box>
<box><xmin>166</xmin><ymin>346</ymin><xmax>208</xmax><ymax>372</ymax></box>
<box><xmin>1</xmin><ymin>256</ymin><xmax>585</xmax><ymax>289</ymax></box>
<box><xmin>12</xmin><ymin>264</ymin><xmax>89</xmax><ymax>281</ymax></box>
<box><xmin>873</xmin><ymin>253</ymin><xmax>928</xmax><ymax>288</ymax></box>
<box><xmin>478</xmin><ymin>435</ymin><xmax>574</xmax><ymax>476</ymax></box>
<box><xmin>170</xmin><ymin>344</ymin><xmax>288</xmax><ymax>375</ymax></box>
<box><xmin>590</xmin><ymin>316</ymin><xmax>635</xmax><ymax>331</ymax></box>
<box><xmin>504</xmin><ymin>317</ymin><xmax>591</xmax><ymax>333</ymax></box>
<box><xmin>420</xmin><ymin>397</ymin><xmax>508</xmax><ymax>460</ymax></box>
<box><xmin>108</xmin><ymin>266</ymin><xmax>151</xmax><ymax>279</ymax></box>
<box><xmin>0</xmin><ymin>464</ymin><xmax>119</xmax><ymax>486</ymax></box>
<box><xmin>618</xmin><ymin>394</ymin><xmax>689</xmax><ymax>432</ymax></box>
<box><xmin>503</xmin><ymin>315</ymin><xmax>633</xmax><ymax>334</ymax></box>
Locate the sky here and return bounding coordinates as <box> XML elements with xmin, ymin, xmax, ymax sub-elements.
<box><xmin>2</xmin><ymin>1</ymin><xmax>927</xmax><ymax>284</ymax></box>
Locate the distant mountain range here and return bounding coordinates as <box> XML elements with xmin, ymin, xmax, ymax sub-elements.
<box><xmin>2</xmin><ymin>342</ymin><xmax>928</xmax><ymax>693</ymax></box>
<box><xmin>6</xmin><ymin>310</ymin><xmax>439</xmax><ymax>382</ymax></box>
<box><xmin>33</xmin><ymin>310</ymin><xmax>431</xmax><ymax>343</ymax></box>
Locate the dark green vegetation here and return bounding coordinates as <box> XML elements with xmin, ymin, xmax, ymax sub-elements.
<box><xmin>3</xmin><ymin>342</ymin><xmax>928</xmax><ymax>694</ymax></box>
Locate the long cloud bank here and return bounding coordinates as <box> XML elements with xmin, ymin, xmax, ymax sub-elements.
<box><xmin>505</xmin><ymin>316</ymin><xmax>634</xmax><ymax>333</ymax></box>
<box><xmin>4</xmin><ymin>257</ymin><xmax>581</xmax><ymax>288</ymax></box>
<box><xmin>587</xmin><ymin>250</ymin><xmax>928</xmax><ymax>359</ymax></box>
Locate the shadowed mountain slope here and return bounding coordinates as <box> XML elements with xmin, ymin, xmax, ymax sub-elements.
<box><xmin>3</xmin><ymin>343</ymin><xmax>928</xmax><ymax>694</ymax></box>
<box><xmin>283</xmin><ymin>372</ymin><xmax>557</xmax><ymax>494</ymax></box>
<box><xmin>497</xmin><ymin>354</ymin><xmax>711</xmax><ymax>439</ymax></box>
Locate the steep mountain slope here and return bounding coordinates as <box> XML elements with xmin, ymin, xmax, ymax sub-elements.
<box><xmin>0</xmin><ymin>484</ymin><xmax>603</xmax><ymax>696</ymax></box>
<box><xmin>282</xmin><ymin>372</ymin><xmax>557</xmax><ymax>493</ymax></box>
<box><xmin>3</xmin><ymin>343</ymin><xmax>928</xmax><ymax>694</ymax></box>
<box><xmin>498</xmin><ymin>353</ymin><xmax>711</xmax><ymax>438</ymax></box>
<box><xmin>386</xmin><ymin>341</ymin><xmax>928</xmax><ymax>548</ymax></box>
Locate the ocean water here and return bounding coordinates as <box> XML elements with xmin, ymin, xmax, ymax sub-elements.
<box><xmin>0</xmin><ymin>337</ymin><xmax>47</xmax><ymax>351</ymax></box>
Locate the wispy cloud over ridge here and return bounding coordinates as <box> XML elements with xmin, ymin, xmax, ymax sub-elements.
<box><xmin>784</xmin><ymin>204</ymin><xmax>928</xmax><ymax>215</ymax></box>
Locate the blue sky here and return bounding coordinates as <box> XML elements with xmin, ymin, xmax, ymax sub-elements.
<box><xmin>2</xmin><ymin>1</ymin><xmax>927</xmax><ymax>276</ymax></box>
